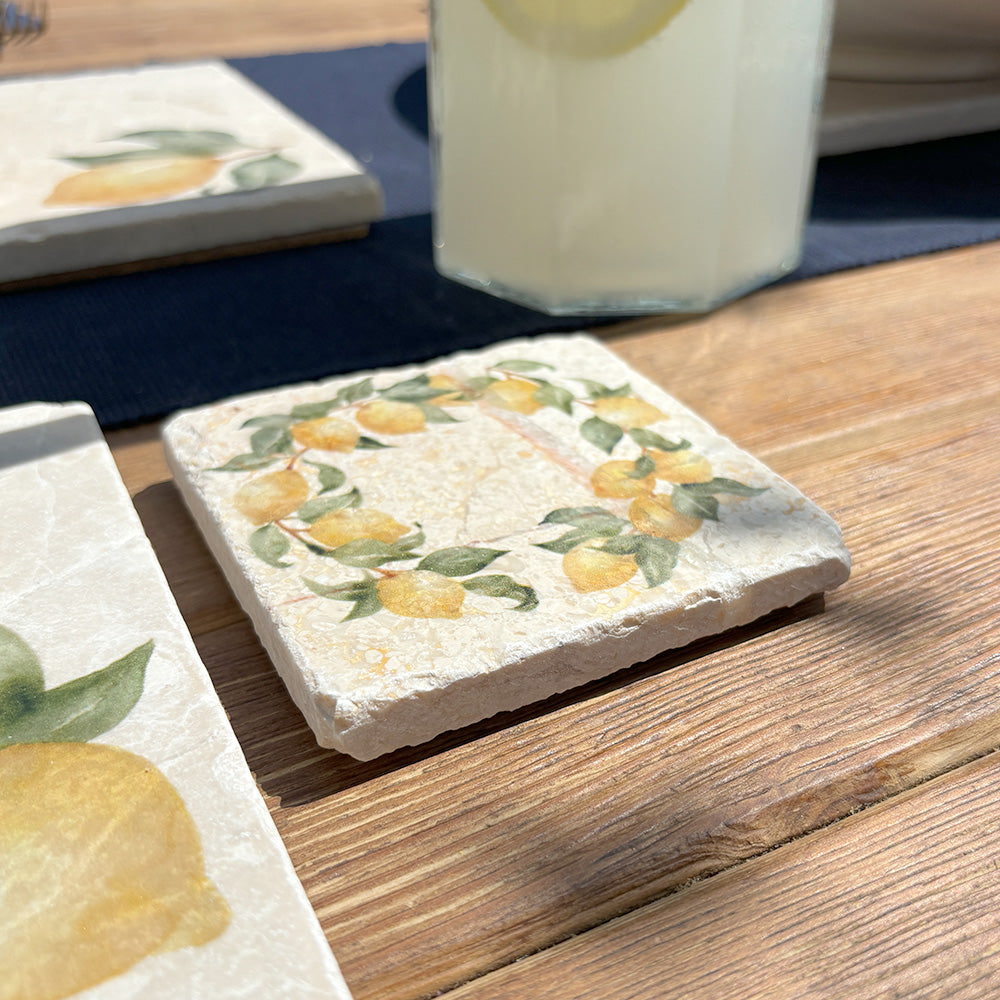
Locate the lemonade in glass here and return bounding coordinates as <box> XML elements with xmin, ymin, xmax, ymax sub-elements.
<box><xmin>428</xmin><ymin>0</ymin><xmax>834</xmax><ymax>315</ymax></box>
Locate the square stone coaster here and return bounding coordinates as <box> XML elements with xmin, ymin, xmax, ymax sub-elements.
<box><xmin>0</xmin><ymin>403</ymin><xmax>353</xmax><ymax>999</ymax></box>
<box><xmin>0</xmin><ymin>61</ymin><xmax>382</xmax><ymax>286</ymax></box>
<box><xmin>164</xmin><ymin>334</ymin><xmax>851</xmax><ymax>761</ymax></box>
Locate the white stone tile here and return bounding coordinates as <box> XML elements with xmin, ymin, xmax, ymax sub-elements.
<box><xmin>0</xmin><ymin>62</ymin><xmax>382</xmax><ymax>284</ymax></box>
<box><xmin>0</xmin><ymin>402</ymin><xmax>352</xmax><ymax>999</ymax></box>
<box><xmin>164</xmin><ymin>334</ymin><xmax>851</xmax><ymax>761</ymax></box>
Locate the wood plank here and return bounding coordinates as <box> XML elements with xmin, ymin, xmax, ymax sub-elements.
<box><xmin>0</xmin><ymin>0</ymin><xmax>429</xmax><ymax>76</ymax></box>
<box><xmin>98</xmin><ymin>239</ymin><xmax>1000</xmax><ymax>999</ymax></box>
<box><xmin>148</xmin><ymin>394</ymin><xmax>997</xmax><ymax>1000</ymax></box>
<box><xmin>604</xmin><ymin>241</ymin><xmax>1000</xmax><ymax>456</ymax></box>
<box><xmin>443</xmin><ymin>750</ymin><xmax>1000</xmax><ymax>1000</ymax></box>
<box><xmin>13</xmin><ymin>2</ymin><xmax>1000</xmax><ymax>999</ymax></box>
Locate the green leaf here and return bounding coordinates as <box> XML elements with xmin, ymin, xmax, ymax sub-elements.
<box><xmin>296</xmin><ymin>489</ymin><xmax>360</xmax><ymax>522</ymax></box>
<box><xmin>464</xmin><ymin>376</ymin><xmax>497</xmax><ymax>394</ymax></box>
<box><xmin>417</xmin><ymin>402</ymin><xmax>461</xmax><ymax>424</ymax></box>
<box><xmin>462</xmin><ymin>575</ymin><xmax>538</xmax><ymax>611</ymax></box>
<box><xmin>0</xmin><ymin>626</ymin><xmax>45</xmax><ymax>727</ymax></box>
<box><xmin>629</xmin><ymin>429</ymin><xmax>690</xmax><ymax>452</ymax></box>
<box><xmin>304</xmin><ymin>577</ymin><xmax>372</xmax><ymax>600</ymax></box>
<box><xmin>2</xmin><ymin>641</ymin><xmax>153</xmax><ymax>746</ymax></box>
<box><xmin>631</xmin><ymin>536</ymin><xmax>680</xmax><ymax>587</ymax></box>
<box><xmin>379</xmin><ymin>374</ymin><xmax>442</xmax><ymax>403</ymax></box>
<box><xmin>671</xmin><ymin>487</ymin><xmax>720</xmax><ymax>521</ymax></box>
<box><xmin>249</xmin><ymin>524</ymin><xmax>293</xmax><ymax>567</ymax></box>
<box><xmin>678</xmin><ymin>478</ymin><xmax>768</xmax><ymax>498</ymax></box>
<box><xmin>541</xmin><ymin>507</ymin><xmax>628</xmax><ymax>532</ymax></box>
<box><xmin>230</xmin><ymin>153</ymin><xmax>301</xmax><ymax>190</ymax></box>
<box><xmin>117</xmin><ymin>129</ymin><xmax>242</xmax><ymax>156</ymax></box>
<box><xmin>494</xmin><ymin>359</ymin><xmax>554</xmax><ymax>374</ymax></box>
<box><xmin>533</xmin><ymin>380</ymin><xmax>575</xmax><ymax>415</ymax></box>
<box><xmin>241</xmin><ymin>413</ymin><xmax>294</xmax><ymax>430</ymax></box>
<box><xmin>290</xmin><ymin>400</ymin><xmax>336</xmax><ymax>421</ymax></box>
<box><xmin>302</xmin><ymin>578</ymin><xmax>383</xmax><ymax>620</ymax></box>
<box><xmin>573</xmin><ymin>378</ymin><xmax>612</xmax><ymax>399</ymax></box>
<box><xmin>595</xmin><ymin>534</ymin><xmax>642</xmax><ymax>556</ymax></box>
<box><xmin>342</xmin><ymin>590</ymin><xmax>385</xmax><ymax>621</ymax></box>
<box><xmin>305</xmin><ymin>462</ymin><xmax>347</xmax><ymax>494</ymax></box>
<box><xmin>331</xmin><ymin>539</ymin><xmax>419</xmax><ymax>569</ymax></box>
<box><xmin>417</xmin><ymin>547</ymin><xmax>507</xmax><ymax>577</ymax></box>
<box><xmin>580</xmin><ymin>416</ymin><xmax>624</xmax><ymax>454</ymax></box>
<box><xmin>211</xmin><ymin>452</ymin><xmax>280</xmax><ymax>472</ymax></box>
<box><xmin>355</xmin><ymin>436</ymin><xmax>391</xmax><ymax>450</ymax></box>
<box><xmin>335</xmin><ymin>377</ymin><xmax>374</xmax><ymax>406</ymax></box>
<box><xmin>250</xmin><ymin>424</ymin><xmax>292</xmax><ymax>456</ymax></box>
<box><xmin>535</xmin><ymin>527</ymin><xmax>617</xmax><ymax>555</ymax></box>
<box><xmin>575</xmin><ymin>379</ymin><xmax>632</xmax><ymax>399</ymax></box>
<box><xmin>590</xmin><ymin>533</ymin><xmax>677</xmax><ymax>587</ymax></box>
<box><xmin>396</xmin><ymin>529</ymin><xmax>426</xmax><ymax>553</ymax></box>
<box><xmin>627</xmin><ymin>455</ymin><xmax>656</xmax><ymax>479</ymax></box>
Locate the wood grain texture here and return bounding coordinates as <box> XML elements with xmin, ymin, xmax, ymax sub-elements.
<box><xmin>604</xmin><ymin>241</ymin><xmax>1000</xmax><ymax>458</ymax></box>
<box><xmin>0</xmin><ymin>0</ymin><xmax>428</xmax><ymax>76</ymax></box>
<box><xmin>22</xmin><ymin>3</ymin><xmax>997</xmax><ymax>996</ymax></box>
<box><xmin>444</xmin><ymin>751</ymin><xmax>1000</xmax><ymax>1000</ymax></box>
<box><xmin>260</xmin><ymin>401</ymin><xmax>1000</xmax><ymax>1000</ymax></box>
<box><xmin>104</xmin><ymin>243</ymin><xmax>1000</xmax><ymax>1000</ymax></box>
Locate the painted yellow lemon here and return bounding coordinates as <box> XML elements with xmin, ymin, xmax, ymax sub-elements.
<box><xmin>356</xmin><ymin>400</ymin><xmax>427</xmax><ymax>434</ymax></box>
<box><xmin>232</xmin><ymin>469</ymin><xmax>310</xmax><ymax>524</ymax></box>
<box><xmin>629</xmin><ymin>493</ymin><xmax>702</xmax><ymax>540</ymax></box>
<box><xmin>591</xmin><ymin>396</ymin><xmax>667</xmax><ymax>429</ymax></box>
<box><xmin>376</xmin><ymin>570</ymin><xmax>465</xmax><ymax>619</ymax></box>
<box><xmin>427</xmin><ymin>373</ymin><xmax>470</xmax><ymax>406</ymax></box>
<box><xmin>562</xmin><ymin>542</ymin><xmax>637</xmax><ymax>592</ymax></box>
<box><xmin>45</xmin><ymin>156</ymin><xmax>222</xmax><ymax>208</ymax></box>
<box><xmin>309</xmin><ymin>508</ymin><xmax>408</xmax><ymax>548</ymax></box>
<box><xmin>289</xmin><ymin>416</ymin><xmax>360</xmax><ymax>452</ymax></box>
<box><xmin>482</xmin><ymin>377</ymin><xmax>544</xmax><ymax>415</ymax></box>
<box><xmin>482</xmin><ymin>0</ymin><xmax>691</xmax><ymax>58</ymax></box>
<box><xmin>649</xmin><ymin>448</ymin><xmax>713</xmax><ymax>484</ymax></box>
<box><xmin>591</xmin><ymin>459</ymin><xmax>656</xmax><ymax>499</ymax></box>
<box><xmin>0</xmin><ymin>742</ymin><xmax>230</xmax><ymax>1000</ymax></box>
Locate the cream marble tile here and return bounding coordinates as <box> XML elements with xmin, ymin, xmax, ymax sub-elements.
<box><xmin>0</xmin><ymin>61</ymin><xmax>382</xmax><ymax>284</ymax></box>
<box><xmin>0</xmin><ymin>402</ymin><xmax>352</xmax><ymax>1000</ymax></box>
<box><xmin>164</xmin><ymin>334</ymin><xmax>851</xmax><ymax>761</ymax></box>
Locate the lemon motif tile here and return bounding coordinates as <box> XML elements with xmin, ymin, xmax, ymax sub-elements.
<box><xmin>0</xmin><ymin>402</ymin><xmax>353</xmax><ymax>999</ymax></box>
<box><xmin>0</xmin><ymin>61</ymin><xmax>382</xmax><ymax>285</ymax></box>
<box><xmin>164</xmin><ymin>334</ymin><xmax>851</xmax><ymax>761</ymax></box>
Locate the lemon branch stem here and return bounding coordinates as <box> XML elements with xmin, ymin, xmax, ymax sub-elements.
<box><xmin>274</xmin><ymin>521</ymin><xmax>312</xmax><ymax>544</ymax></box>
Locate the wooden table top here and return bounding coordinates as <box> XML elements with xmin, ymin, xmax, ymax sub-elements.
<box><xmin>6</xmin><ymin>5</ymin><xmax>1000</xmax><ymax>999</ymax></box>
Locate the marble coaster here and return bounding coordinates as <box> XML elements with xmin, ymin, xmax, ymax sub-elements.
<box><xmin>0</xmin><ymin>403</ymin><xmax>353</xmax><ymax>999</ymax></box>
<box><xmin>164</xmin><ymin>334</ymin><xmax>851</xmax><ymax>761</ymax></box>
<box><xmin>0</xmin><ymin>61</ymin><xmax>382</xmax><ymax>286</ymax></box>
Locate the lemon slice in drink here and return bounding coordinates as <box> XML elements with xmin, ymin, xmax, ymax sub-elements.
<box><xmin>481</xmin><ymin>0</ymin><xmax>692</xmax><ymax>57</ymax></box>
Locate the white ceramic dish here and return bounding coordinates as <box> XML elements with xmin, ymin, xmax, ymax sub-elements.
<box><xmin>831</xmin><ymin>0</ymin><xmax>1000</xmax><ymax>83</ymax></box>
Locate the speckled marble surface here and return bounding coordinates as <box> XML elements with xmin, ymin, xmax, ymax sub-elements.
<box><xmin>0</xmin><ymin>402</ymin><xmax>352</xmax><ymax>999</ymax></box>
<box><xmin>164</xmin><ymin>334</ymin><xmax>851</xmax><ymax>761</ymax></box>
<box><xmin>0</xmin><ymin>61</ymin><xmax>382</xmax><ymax>284</ymax></box>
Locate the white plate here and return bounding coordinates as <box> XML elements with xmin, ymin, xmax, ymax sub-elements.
<box><xmin>819</xmin><ymin>76</ymin><xmax>1000</xmax><ymax>156</ymax></box>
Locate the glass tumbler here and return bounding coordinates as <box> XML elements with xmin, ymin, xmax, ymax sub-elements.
<box><xmin>428</xmin><ymin>0</ymin><xmax>834</xmax><ymax>316</ymax></box>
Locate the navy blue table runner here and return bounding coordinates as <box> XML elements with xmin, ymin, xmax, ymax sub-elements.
<box><xmin>3</xmin><ymin>43</ymin><xmax>999</xmax><ymax>428</ymax></box>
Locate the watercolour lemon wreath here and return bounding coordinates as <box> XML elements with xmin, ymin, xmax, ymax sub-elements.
<box><xmin>46</xmin><ymin>129</ymin><xmax>301</xmax><ymax>208</ymax></box>
<box><xmin>0</xmin><ymin>626</ymin><xmax>230</xmax><ymax>1000</ymax></box>
<box><xmin>211</xmin><ymin>359</ymin><xmax>766</xmax><ymax>620</ymax></box>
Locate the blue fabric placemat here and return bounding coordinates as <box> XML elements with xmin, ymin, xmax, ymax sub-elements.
<box><xmin>3</xmin><ymin>43</ymin><xmax>1000</xmax><ymax>429</ymax></box>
